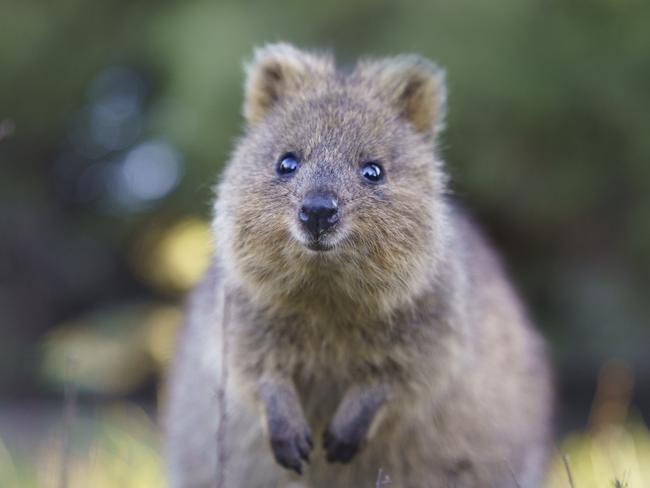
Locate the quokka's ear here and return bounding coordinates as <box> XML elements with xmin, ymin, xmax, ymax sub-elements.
<box><xmin>243</xmin><ymin>43</ymin><xmax>334</xmax><ymax>125</ymax></box>
<box><xmin>356</xmin><ymin>55</ymin><xmax>447</xmax><ymax>136</ymax></box>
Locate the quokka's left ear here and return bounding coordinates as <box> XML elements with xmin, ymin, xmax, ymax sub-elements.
<box><xmin>355</xmin><ymin>55</ymin><xmax>447</xmax><ymax>137</ymax></box>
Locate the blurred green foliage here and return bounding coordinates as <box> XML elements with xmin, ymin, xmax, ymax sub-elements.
<box><xmin>1</xmin><ymin>0</ymin><xmax>649</xmax><ymax>431</ymax></box>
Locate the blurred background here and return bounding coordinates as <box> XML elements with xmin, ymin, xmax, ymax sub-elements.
<box><xmin>1</xmin><ymin>0</ymin><xmax>649</xmax><ymax>485</ymax></box>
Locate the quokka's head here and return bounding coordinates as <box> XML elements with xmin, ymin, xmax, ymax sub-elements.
<box><xmin>215</xmin><ymin>43</ymin><xmax>450</xmax><ymax>311</ymax></box>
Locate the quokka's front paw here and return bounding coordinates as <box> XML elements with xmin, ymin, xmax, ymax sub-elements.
<box><xmin>322</xmin><ymin>385</ymin><xmax>387</xmax><ymax>464</ymax></box>
<box><xmin>322</xmin><ymin>420</ymin><xmax>366</xmax><ymax>464</ymax></box>
<box><xmin>268</xmin><ymin>420</ymin><xmax>313</xmax><ymax>475</ymax></box>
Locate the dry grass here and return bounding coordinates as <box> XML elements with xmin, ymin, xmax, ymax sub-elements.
<box><xmin>0</xmin><ymin>403</ymin><xmax>165</xmax><ymax>488</ymax></box>
<box><xmin>2</xmin><ymin>407</ymin><xmax>650</xmax><ymax>487</ymax></box>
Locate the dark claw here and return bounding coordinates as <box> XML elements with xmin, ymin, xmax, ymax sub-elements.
<box><xmin>323</xmin><ymin>428</ymin><xmax>361</xmax><ymax>464</ymax></box>
<box><xmin>297</xmin><ymin>431</ymin><xmax>311</xmax><ymax>463</ymax></box>
<box><xmin>271</xmin><ymin>437</ymin><xmax>300</xmax><ymax>474</ymax></box>
<box><xmin>269</xmin><ymin>429</ymin><xmax>313</xmax><ymax>474</ymax></box>
<box><xmin>297</xmin><ymin>441</ymin><xmax>310</xmax><ymax>463</ymax></box>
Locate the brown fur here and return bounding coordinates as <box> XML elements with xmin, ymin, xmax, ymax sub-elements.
<box><xmin>164</xmin><ymin>43</ymin><xmax>553</xmax><ymax>487</ymax></box>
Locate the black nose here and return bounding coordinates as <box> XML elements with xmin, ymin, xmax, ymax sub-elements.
<box><xmin>299</xmin><ymin>192</ymin><xmax>339</xmax><ymax>238</ymax></box>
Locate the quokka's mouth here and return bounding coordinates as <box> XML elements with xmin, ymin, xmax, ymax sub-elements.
<box><xmin>305</xmin><ymin>240</ymin><xmax>335</xmax><ymax>252</ymax></box>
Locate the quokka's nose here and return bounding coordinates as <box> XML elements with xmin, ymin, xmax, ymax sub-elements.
<box><xmin>299</xmin><ymin>192</ymin><xmax>339</xmax><ymax>238</ymax></box>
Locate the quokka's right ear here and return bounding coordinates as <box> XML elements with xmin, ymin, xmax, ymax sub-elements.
<box><xmin>243</xmin><ymin>43</ymin><xmax>334</xmax><ymax>125</ymax></box>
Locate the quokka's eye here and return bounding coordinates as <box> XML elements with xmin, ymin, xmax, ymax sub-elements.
<box><xmin>360</xmin><ymin>162</ymin><xmax>384</xmax><ymax>183</ymax></box>
<box><xmin>276</xmin><ymin>153</ymin><xmax>300</xmax><ymax>176</ymax></box>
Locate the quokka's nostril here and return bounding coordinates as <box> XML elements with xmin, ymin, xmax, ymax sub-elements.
<box><xmin>299</xmin><ymin>207</ymin><xmax>310</xmax><ymax>222</ymax></box>
<box><xmin>326</xmin><ymin>209</ymin><xmax>339</xmax><ymax>224</ymax></box>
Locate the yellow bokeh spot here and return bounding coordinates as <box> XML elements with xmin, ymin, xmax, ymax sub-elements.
<box><xmin>42</xmin><ymin>304</ymin><xmax>182</xmax><ymax>395</ymax></box>
<box><xmin>132</xmin><ymin>217</ymin><xmax>213</xmax><ymax>293</ymax></box>
<box><xmin>546</xmin><ymin>422</ymin><xmax>650</xmax><ymax>487</ymax></box>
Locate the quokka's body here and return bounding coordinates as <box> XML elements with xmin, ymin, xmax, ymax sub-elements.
<box><xmin>165</xmin><ymin>44</ymin><xmax>553</xmax><ymax>488</ymax></box>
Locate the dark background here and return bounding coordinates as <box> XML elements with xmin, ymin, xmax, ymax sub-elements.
<box><xmin>1</xmin><ymin>0</ymin><xmax>649</xmax><ymax>484</ymax></box>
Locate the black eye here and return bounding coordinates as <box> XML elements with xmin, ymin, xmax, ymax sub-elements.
<box><xmin>276</xmin><ymin>153</ymin><xmax>300</xmax><ymax>176</ymax></box>
<box><xmin>360</xmin><ymin>162</ymin><xmax>384</xmax><ymax>183</ymax></box>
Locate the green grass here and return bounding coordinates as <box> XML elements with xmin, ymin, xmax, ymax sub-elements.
<box><xmin>0</xmin><ymin>403</ymin><xmax>166</xmax><ymax>488</ymax></box>
<box><xmin>2</xmin><ymin>401</ymin><xmax>650</xmax><ymax>487</ymax></box>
